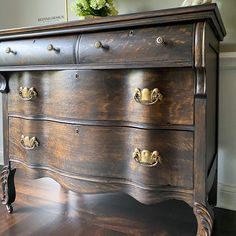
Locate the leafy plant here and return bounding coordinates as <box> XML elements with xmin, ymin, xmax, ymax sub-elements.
<box><xmin>71</xmin><ymin>0</ymin><xmax>118</xmax><ymax>17</ymax></box>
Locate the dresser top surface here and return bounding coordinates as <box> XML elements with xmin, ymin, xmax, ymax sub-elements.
<box><xmin>0</xmin><ymin>3</ymin><xmax>226</xmax><ymax>41</ymax></box>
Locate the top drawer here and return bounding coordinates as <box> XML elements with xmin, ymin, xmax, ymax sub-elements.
<box><xmin>7</xmin><ymin>69</ymin><xmax>194</xmax><ymax>126</ymax></box>
<box><xmin>79</xmin><ymin>24</ymin><xmax>193</xmax><ymax>66</ymax></box>
<box><xmin>0</xmin><ymin>35</ymin><xmax>78</xmax><ymax>66</ymax></box>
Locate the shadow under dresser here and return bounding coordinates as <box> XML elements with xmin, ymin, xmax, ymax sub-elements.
<box><xmin>0</xmin><ymin>4</ymin><xmax>226</xmax><ymax>236</ymax></box>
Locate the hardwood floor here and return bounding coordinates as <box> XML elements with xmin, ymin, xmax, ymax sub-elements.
<box><xmin>0</xmin><ymin>169</ymin><xmax>235</xmax><ymax>236</ymax></box>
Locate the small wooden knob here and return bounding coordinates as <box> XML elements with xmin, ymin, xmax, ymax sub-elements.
<box><xmin>156</xmin><ymin>37</ymin><xmax>165</xmax><ymax>45</ymax></box>
<box><xmin>95</xmin><ymin>41</ymin><xmax>103</xmax><ymax>49</ymax></box>
<box><xmin>47</xmin><ymin>44</ymin><xmax>60</xmax><ymax>53</ymax></box>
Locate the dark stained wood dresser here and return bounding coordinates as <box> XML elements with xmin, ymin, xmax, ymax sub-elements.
<box><xmin>0</xmin><ymin>4</ymin><xmax>225</xmax><ymax>236</ymax></box>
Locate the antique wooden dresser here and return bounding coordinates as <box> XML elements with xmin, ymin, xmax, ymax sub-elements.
<box><xmin>0</xmin><ymin>4</ymin><xmax>225</xmax><ymax>235</ymax></box>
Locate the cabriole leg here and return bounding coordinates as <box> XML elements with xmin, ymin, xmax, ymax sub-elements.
<box><xmin>1</xmin><ymin>165</ymin><xmax>16</xmax><ymax>214</ymax></box>
<box><xmin>193</xmin><ymin>202</ymin><xmax>214</xmax><ymax>236</ymax></box>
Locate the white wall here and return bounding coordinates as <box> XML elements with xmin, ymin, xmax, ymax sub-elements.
<box><xmin>0</xmin><ymin>0</ymin><xmax>66</xmax><ymax>29</ymax></box>
<box><xmin>218</xmin><ymin>53</ymin><xmax>236</xmax><ymax>210</ymax></box>
<box><xmin>0</xmin><ymin>0</ymin><xmax>235</xmax><ymax>210</ymax></box>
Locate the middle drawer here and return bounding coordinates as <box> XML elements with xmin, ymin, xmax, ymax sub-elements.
<box><xmin>8</xmin><ymin>69</ymin><xmax>194</xmax><ymax>126</ymax></box>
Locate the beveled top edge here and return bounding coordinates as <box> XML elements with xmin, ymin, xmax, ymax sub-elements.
<box><xmin>0</xmin><ymin>3</ymin><xmax>226</xmax><ymax>41</ymax></box>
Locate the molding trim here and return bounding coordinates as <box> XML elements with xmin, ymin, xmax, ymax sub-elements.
<box><xmin>217</xmin><ymin>182</ymin><xmax>236</xmax><ymax>211</ymax></box>
<box><xmin>220</xmin><ymin>52</ymin><xmax>236</xmax><ymax>70</ymax></box>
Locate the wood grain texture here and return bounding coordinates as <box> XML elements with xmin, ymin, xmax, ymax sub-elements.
<box><xmin>0</xmin><ymin>5</ymin><xmax>226</xmax><ymax>234</ymax></box>
<box><xmin>9</xmin><ymin>117</ymin><xmax>194</xmax><ymax>190</ymax></box>
<box><xmin>194</xmin><ymin>21</ymin><xmax>219</xmax><ymax>208</ymax></box>
<box><xmin>0</xmin><ymin>172</ymin><xmax>235</xmax><ymax>236</ymax></box>
<box><xmin>194</xmin><ymin>203</ymin><xmax>214</xmax><ymax>236</ymax></box>
<box><xmin>194</xmin><ymin>22</ymin><xmax>206</xmax><ymax>96</ymax></box>
<box><xmin>0</xmin><ymin>63</ymin><xmax>193</xmax><ymax>72</ymax></box>
<box><xmin>205</xmin><ymin>23</ymin><xmax>219</xmax><ymax>172</ymax></box>
<box><xmin>79</xmin><ymin>24</ymin><xmax>193</xmax><ymax>66</ymax></box>
<box><xmin>0</xmin><ymin>35</ymin><xmax>78</xmax><ymax>66</ymax></box>
<box><xmin>8</xmin><ymin>69</ymin><xmax>194</xmax><ymax>126</ymax></box>
<box><xmin>194</xmin><ymin>98</ymin><xmax>207</xmax><ymax>204</ymax></box>
<box><xmin>0</xmin><ymin>166</ymin><xmax>16</xmax><ymax>213</ymax></box>
<box><xmin>10</xmin><ymin>162</ymin><xmax>194</xmax><ymax>206</ymax></box>
<box><xmin>0</xmin><ymin>74</ymin><xmax>8</xmax><ymax>93</ymax></box>
<box><xmin>8</xmin><ymin>115</ymin><xmax>195</xmax><ymax>131</ymax></box>
<box><xmin>2</xmin><ymin>93</ymin><xmax>9</xmax><ymax>165</ymax></box>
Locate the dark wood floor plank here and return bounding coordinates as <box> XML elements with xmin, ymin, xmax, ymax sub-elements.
<box><xmin>0</xmin><ymin>170</ymin><xmax>236</xmax><ymax>236</ymax></box>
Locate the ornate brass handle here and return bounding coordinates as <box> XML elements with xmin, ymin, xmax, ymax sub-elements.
<box><xmin>20</xmin><ymin>135</ymin><xmax>39</xmax><ymax>150</ymax></box>
<box><xmin>133</xmin><ymin>148</ymin><xmax>161</xmax><ymax>167</ymax></box>
<box><xmin>134</xmin><ymin>88</ymin><xmax>163</xmax><ymax>105</ymax></box>
<box><xmin>47</xmin><ymin>44</ymin><xmax>60</xmax><ymax>53</ymax></box>
<box><xmin>5</xmin><ymin>47</ymin><xmax>17</xmax><ymax>55</ymax></box>
<box><xmin>19</xmin><ymin>87</ymin><xmax>38</xmax><ymax>101</ymax></box>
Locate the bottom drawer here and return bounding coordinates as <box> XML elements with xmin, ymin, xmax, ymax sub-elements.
<box><xmin>9</xmin><ymin>118</ymin><xmax>193</xmax><ymax>189</ymax></box>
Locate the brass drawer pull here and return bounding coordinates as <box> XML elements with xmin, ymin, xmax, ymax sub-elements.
<box><xmin>133</xmin><ymin>148</ymin><xmax>162</xmax><ymax>167</ymax></box>
<box><xmin>19</xmin><ymin>87</ymin><xmax>38</xmax><ymax>101</ymax></box>
<box><xmin>5</xmin><ymin>47</ymin><xmax>17</xmax><ymax>55</ymax></box>
<box><xmin>47</xmin><ymin>44</ymin><xmax>60</xmax><ymax>53</ymax></box>
<box><xmin>134</xmin><ymin>88</ymin><xmax>163</xmax><ymax>105</ymax></box>
<box><xmin>20</xmin><ymin>135</ymin><xmax>39</xmax><ymax>150</ymax></box>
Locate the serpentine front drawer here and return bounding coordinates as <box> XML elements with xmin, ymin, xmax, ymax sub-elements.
<box><xmin>79</xmin><ymin>24</ymin><xmax>193</xmax><ymax>66</ymax></box>
<box><xmin>0</xmin><ymin>35</ymin><xmax>78</xmax><ymax>66</ymax></box>
<box><xmin>9</xmin><ymin>117</ymin><xmax>194</xmax><ymax>189</ymax></box>
<box><xmin>8</xmin><ymin>69</ymin><xmax>194</xmax><ymax>126</ymax></box>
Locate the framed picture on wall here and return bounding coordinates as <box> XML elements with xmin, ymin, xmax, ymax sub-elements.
<box><xmin>34</xmin><ymin>0</ymin><xmax>68</xmax><ymax>25</ymax></box>
<box><xmin>0</xmin><ymin>0</ymin><xmax>69</xmax><ymax>29</ymax></box>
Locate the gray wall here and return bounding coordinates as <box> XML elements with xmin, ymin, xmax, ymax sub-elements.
<box><xmin>0</xmin><ymin>0</ymin><xmax>235</xmax><ymax>210</ymax></box>
<box><xmin>218</xmin><ymin>53</ymin><xmax>236</xmax><ymax>210</ymax></box>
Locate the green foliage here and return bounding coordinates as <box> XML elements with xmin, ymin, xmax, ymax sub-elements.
<box><xmin>71</xmin><ymin>0</ymin><xmax>118</xmax><ymax>17</ymax></box>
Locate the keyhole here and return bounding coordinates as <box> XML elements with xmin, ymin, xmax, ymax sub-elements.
<box><xmin>129</xmin><ymin>30</ymin><xmax>134</xmax><ymax>37</ymax></box>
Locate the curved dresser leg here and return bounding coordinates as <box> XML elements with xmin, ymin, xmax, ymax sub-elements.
<box><xmin>1</xmin><ymin>165</ymin><xmax>16</xmax><ymax>214</ymax></box>
<box><xmin>193</xmin><ymin>202</ymin><xmax>214</xmax><ymax>236</ymax></box>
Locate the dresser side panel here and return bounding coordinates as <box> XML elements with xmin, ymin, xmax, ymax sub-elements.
<box><xmin>205</xmin><ymin>23</ymin><xmax>219</xmax><ymax>172</ymax></box>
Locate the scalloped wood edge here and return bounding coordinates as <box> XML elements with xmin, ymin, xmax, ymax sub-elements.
<box><xmin>11</xmin><ymin>160</ymin><xmax>194</xmax><ymax>206</ymax></box>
